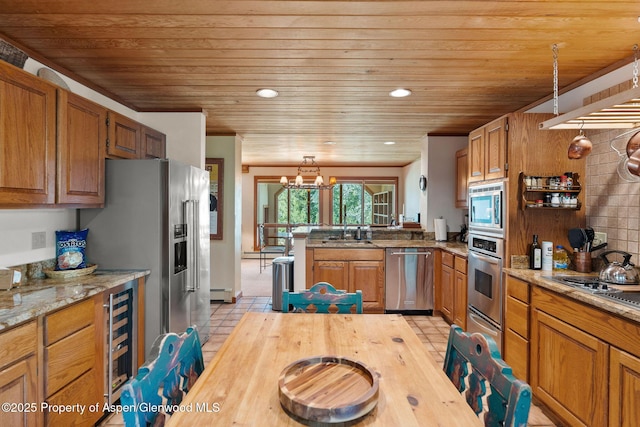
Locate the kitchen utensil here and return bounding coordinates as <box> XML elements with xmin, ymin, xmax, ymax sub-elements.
<box><xmin>627</xmin><ymin>148</ymin><xmax>640</xmax><ymax>177</ymax></box>
<box><xmin>567</xmin><ymin>228</ymin><xmax>585</xmax><ymax>250</ymax></box>
<box><xmin>567</xmin><ymin>133</ymin><xmax>592</xmax><ymax>159</ymax></box>
<box><xmin>598</xmin><ymin>250</ymin><xmax>640</xmax><ymax>285</ymax></box>
<box><xmin>610</xmin><ymin>130</ymin><xmax>640</xmax><ymax>182</ymax></box>
<box><xmin>584</xmin><ymin>226</ymin><xmax>595</xmax><ymax>252</ymax></box>
<box><xmin>626</xmin><ymin>130</ymin><xmax>640</xmax><ymax>157</ymax></box>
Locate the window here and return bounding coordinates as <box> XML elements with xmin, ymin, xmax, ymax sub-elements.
<box><xmin>331</xmin><ymin>179</ymin><xmax>397</xmax><ymax>225</ymax></box>
<box><xmin>254</xmin><ymin>176</ymin><xmax>396</xmax><ymax>249</ymax></box>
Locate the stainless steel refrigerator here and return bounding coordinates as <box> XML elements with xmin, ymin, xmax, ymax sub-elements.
<box><xmin>80</xmin><ymin>159</ymin><xmax>211</xmax><ymax>359</ymax></box>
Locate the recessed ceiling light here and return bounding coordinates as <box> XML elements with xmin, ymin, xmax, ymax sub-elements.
<box><xmin>256</xmin><ymin>88</ymin><xmax>279</xmax><ymax>98</ymax></box>
<box><xmin>384</xmin><ymin>141</ymin><xmax>396</xmax><ymax>145</ymax></box>
<box><xmin>389</xmin><ymin>88</ymin><xmax>412</xmax><ymax>98</ymax></box>
<box><xmin>324</xmin><ymin>141</ymin><xmax>336</xmax><ymax>145</ymax></box>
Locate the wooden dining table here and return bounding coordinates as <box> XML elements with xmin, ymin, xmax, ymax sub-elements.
<box><xmin>166</xmin><ymin>313</ymin><xmax>483</xmax><ymax>426</ymax></box>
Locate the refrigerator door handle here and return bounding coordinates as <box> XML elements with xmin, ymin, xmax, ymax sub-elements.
<box><xmin>184</xmin><ymin>200</ymin><xmax>198</xmax><ymax>292</ymax></box>
<box><xmin>193</xmin><ymin>200</ymin><xmax>200</xmax><ymax>290</ymax></box>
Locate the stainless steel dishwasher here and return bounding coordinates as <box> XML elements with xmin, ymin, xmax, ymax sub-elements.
<box><xmin>385</xmin><ymin>248</ymin><xmax>434</xmax><ymax>314</ymax></box>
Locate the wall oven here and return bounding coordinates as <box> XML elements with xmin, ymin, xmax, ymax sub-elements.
<box><xmin>468</xmin><ymin>181</ymin><xmax>505</xmax><ymax>238</ymax></box>
<box><xmin>467</xmin><ymin>232</ymin><xmax>504</xmax><ymax>351</ymax></box>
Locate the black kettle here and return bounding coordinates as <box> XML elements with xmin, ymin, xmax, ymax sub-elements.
<box><xmin>598</xmin><ymin>250</ymin><xmax>640</xmax><ymax>285</ymax></box>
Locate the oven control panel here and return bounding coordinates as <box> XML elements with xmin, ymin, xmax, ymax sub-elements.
<box><xmin>468</xmin><ymin>233</ymin><xmax>504</xmax><ymax>258</ymax></box>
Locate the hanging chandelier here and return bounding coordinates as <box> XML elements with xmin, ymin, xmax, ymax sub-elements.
<box><xmin>280</xmin><ymin>156</ymin><xmax>336</xmax><ymax>190</ymax></box>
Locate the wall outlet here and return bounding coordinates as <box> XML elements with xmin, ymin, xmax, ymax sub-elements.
<box><xmin>32</xmin><ymin>231</ymin><xmax>47</xmax><ymax>249</ymax></box>
<box><xmin>593</xmin><ymin>232</ymin><xmax>607</xmax><ymax>247</ymax></box>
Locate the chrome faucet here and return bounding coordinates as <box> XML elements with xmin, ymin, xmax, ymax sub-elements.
<box><xmin>343</xmin><ymin>210</ymin><xmax>348</xmax><ymax>239</ymax></box>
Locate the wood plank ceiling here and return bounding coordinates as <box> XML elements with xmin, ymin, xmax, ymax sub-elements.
<box><xmin>0</xmin><ymin>1</ymin><xmax>639</xmax><ymax>166</ymax></box>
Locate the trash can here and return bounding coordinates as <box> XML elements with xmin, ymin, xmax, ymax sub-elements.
<box><xmin>272</xmin><ymin>256</ymin><xmax>294</xmax><ymax>311</ymax></box>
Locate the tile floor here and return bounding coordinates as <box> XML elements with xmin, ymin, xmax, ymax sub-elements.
<box><xmin>100</xmin><ymin>296</ymin><xmax>560</xmax><ymax>426</ymax></box>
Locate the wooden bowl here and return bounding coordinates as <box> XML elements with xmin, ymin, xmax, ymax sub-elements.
<box><xmin>278</xmin><ymin>355</ymin><xmax>379</xmax><ymax>423</ymax></box>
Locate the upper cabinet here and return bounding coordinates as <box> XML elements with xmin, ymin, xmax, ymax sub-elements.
<box><xmin>107</xmin><ymin>111</ymin><xmax>141</xmax><ymax>159</ymax></box>
<box><xmin>0</xmin><ymin>62</ymin><xmax>57</xmax><ymax>205</ymax></box>
<box><xmin>0</xmin><ymin>61</ymin><xmax>166</xmax><ymax>208</ymax></box>
<box><xmin>57</xmin><ymin>90</ymin><xmax>106</xmax><ymax>205</ymax></box>
<box><xmin>455</xmin><ymin>147</ymin><xmax>468</xmax><ymax>208</ymax></box>
<box><xmin>107</xmin><ymin>112</ymin><xmax>167</xmax><ymax>160</ymax></box>
<box><xmin>468</xmin><ymin>116</ymin><xmax>507</xmax><ymax>183</ymax></box>
<box><xmin>141</xmin><ymin>125</ymin><xmax>167</xmax><ymax>159</ymax></box>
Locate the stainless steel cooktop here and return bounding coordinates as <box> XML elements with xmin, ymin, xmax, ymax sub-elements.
<box><xmin>544</xmin><ymin>275</ymin><xmax>640</xmax><ymax>309</ymax></box>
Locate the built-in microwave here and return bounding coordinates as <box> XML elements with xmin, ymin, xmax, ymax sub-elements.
<box><xmin>468</xmin><ymin>181</ymin><xmax>505</xmax><ymax>237</ymax></box>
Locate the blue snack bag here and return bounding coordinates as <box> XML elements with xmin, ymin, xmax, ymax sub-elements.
<box><xmin>55</xmin><ymin>229</ymin><xmax>89</xmax><ymax>270</ymax></box>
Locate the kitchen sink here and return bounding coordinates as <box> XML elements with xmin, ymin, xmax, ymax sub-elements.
<box><xmin>321</xmin><ymin>239</ymin><xmax>372</xmax><ymax>244</ymax></box>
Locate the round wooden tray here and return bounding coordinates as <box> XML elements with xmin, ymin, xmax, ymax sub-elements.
<box><xmin>44</xmin><ymin>264</ymin><xmax>97</xmax><ymax>280</ymax></box>
<box><xmin>278</xmin><ymin>355</ymin><xmax>379</xmax><ymax>423</ymax></box>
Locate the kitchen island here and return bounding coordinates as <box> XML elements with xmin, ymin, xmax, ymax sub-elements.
<box><xmin>291</xmin><ymin>226</ymin><xmax>467</xmax><ymax>313</ymax></box>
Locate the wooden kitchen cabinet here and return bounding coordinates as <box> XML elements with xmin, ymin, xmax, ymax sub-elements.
<box><xmin>452</xmin><ymin>256</ymin><xmax>467</xmax><ymax>329</ymax></box>
<box><xmin>57</xmin><ymin>90</ymin><xmax>106</xmax><ymax>206</ymax></box>
<box><xmin>503</xmin><ymin>274</ymin><xmax>530</xmax><ymax>382</ymax></box>
<box><xmin>438</xmin><ymin>250</ymin><xmax>466</xmax><ymax>327</ymax></box>
<box><xmin>455</xmin><ymin>147</ymin><xmax>468</xmax><ymax>208</ymax></box>
<box><xmin>106</xmin><ymin>111</ymin><xmax>141</xmax><ymax>159</ymax></box>
<box><xmin>0</xmin><ymin>61</ymin><xmax>57</xmax><ymax>205</ymax></box>
<box><xmin>468</xmin><ymin>116</ymin><xmax>507</xmax><ymax>183</ymax></box>
<box><xmin>141</xmin><ymin>125</ymin><xmax>166</xmax><ymax>159</ymax></box>
<box><xmin>0</xmin><ymin>321</ymin><xmax>38</xmax><ymax>427</ymax></box>
<box><xmin>530</xmin><ymin>286</ymin><xmax>640</xmax><ymax>427</ymax></box>
<box><xmin>309</xmin><ymin>248</ymin><xmax>385</xmax><ymax>313</ymax></box>
<box><xmin>43</xmin><ymin>296</ymin><xmax>103</xmax><ymax>427</ymax></box>
<box><xmin>439</xmin><ymin>251</ymin><xmax>454</xmax><ymax>321</ymax></box>
<box><xmin>610</xmin><ymin>347</ymin><xmax>640</xmax><ymax>427</ymax></box>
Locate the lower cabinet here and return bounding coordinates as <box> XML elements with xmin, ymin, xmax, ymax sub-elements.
<box><xmin>440</xmin><ymin>252</ymin><xmax>454</xmax><ymax>321</ymax></box>
<box><xmin>438</xmin><ymin>250</ymin><xmax>467</xmax><ymax>328</ymax></box>
<box><xmin>531</xmin><ymin>285</ymin><xmax>640</xmax><ymax>427</ymax></box>
<box><xmin>609</xmin><ymin>347</ymin><xmax>640</xmax><ymax>427</ymax></box>
<box><xmin>504</xmin><ymin>275</ymin><xmax>531</xmax><ymax>381</ymax></box>
<box><xmin>309</xmin><ymin>248</ymin><xmax>385</xmax><ymax>313</ymax></box>
<box><xmin>43</xmin><ymin>296</ymin><xmax>103</xmax><ymax>427</ymax></box>
<box><xmin>0</xmin><ymin>321</ymin><xmax>38</xmax><ymax>427</ymax></box>
<box><xmin>453</xmin><ymin>256</ymin><xmax>467</xmax><ymax>329</ymax></box>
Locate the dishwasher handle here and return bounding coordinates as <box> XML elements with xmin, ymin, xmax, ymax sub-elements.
<box><xmin>389</xmin><ymin>251</ymin><xmax>432</xmax><ymax>256</ymax></box>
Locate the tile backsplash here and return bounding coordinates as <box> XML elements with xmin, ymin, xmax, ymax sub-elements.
<box><xmin>585</xmin><ymin>128</ymin><xmax>640</xmax><ymax>262</ymax></box>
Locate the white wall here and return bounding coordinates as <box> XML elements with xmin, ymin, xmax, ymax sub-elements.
<box><xmin>0</xmin><ymin>59</ymin><xmax>206</xmax><ymax>268</ymax></box>
<box><xmin>403</xmin><ymin>160</ymin><xmax>421</xmax><ymax>222</ymax></box>
<box><xmin>206</xmin><ymin>136</ymin><xmax>241</xmax><ymax>298</ymax></box>
<box><xmin>422</xmin><ymin>135</ymin><xmax>468</xmax><ymax>234</ymax></box>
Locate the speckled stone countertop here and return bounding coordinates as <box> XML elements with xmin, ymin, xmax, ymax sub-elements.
<box><xmin>0</xmin><ymin>269</ymin><xmax>149</xmax><ymax>332</ymax></box>
<box><xmin>503</xmin><ymin>268</ymin><xmax>640</xmax><ymax>324</ymax></box>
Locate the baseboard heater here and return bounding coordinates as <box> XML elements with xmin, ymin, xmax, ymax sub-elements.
<box><xmin>210</xmin><ymin>288</ymin><xmax>233</xmax><ymax>303</ymax></box>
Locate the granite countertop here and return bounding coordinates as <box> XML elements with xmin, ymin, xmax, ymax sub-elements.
<box><xmin>504</xmin><ymin>268</ymin><xmax>640</xmax><ymax>323</ymax></box>
<box><xmin>0</xmin><ymin>269</ymin><xmax>149</xmax><ymax>332</ymax></box>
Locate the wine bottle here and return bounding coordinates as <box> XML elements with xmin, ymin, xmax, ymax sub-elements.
<box><xmin>530</xmin><ymin>234</ymin><xmax>542</xmax><ymax>270</ymax></box>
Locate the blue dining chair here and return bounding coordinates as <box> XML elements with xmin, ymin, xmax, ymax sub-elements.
<box><xmin>120</xmin><ymin>326</ymin><xmax>204</xmax><ymax>427</ymax></box>
<box><xmin>443</xmin><ymin>324</ymin><xmax>531</xmax><ymax>427</ymax></box>
<box><xmin>282</xmin><ymin>282</ymin><xmax>363</xmax><ymax>314</ymax></box>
